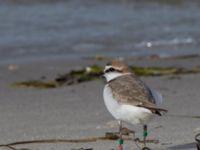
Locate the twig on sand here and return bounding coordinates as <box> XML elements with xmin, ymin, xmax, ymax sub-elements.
<box><xmin>0</xmin><ymin>131</ymin><xmax>158</xmax><ymax>150</ymax></box>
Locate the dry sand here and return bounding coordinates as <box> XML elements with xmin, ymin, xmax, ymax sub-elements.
<box><xmin>0</xmin><ymin>57</ymin><xmax>200</xmax><ymax>150</ymax></box>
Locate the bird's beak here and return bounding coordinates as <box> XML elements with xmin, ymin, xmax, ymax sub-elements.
<box><xmin>101</xmin><ymin>73</ymin><xmax>105</xmax><ymax>78</ymax></box>
<box><xmin>101</xmin><ymin>74</ymin><xmax>107</xmax><ymax>84</ymax></box>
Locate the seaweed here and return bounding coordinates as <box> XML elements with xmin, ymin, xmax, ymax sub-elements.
<box><xmin>12</xmin><ymin>65</ymin><xmax>103</xmax><ymax>89</ymax></box>
<box><xmin>12</xmin><ymin>80</ymin><xmax>59</xmax><ymax>89</ymax></box>
<box><xmin>191</xmin><ymin>66</ymin><xmax>200</xmax><ymax>73</ymax></box>
<box><xmin>131</xmin><ymin>67</ymin><xmax>178</xmax><ymax>76</ymax></box>
<box><xmin>172</xmin><ymin>54</ymin><xmax>200</xmax><ymax>60</ymax></box>
<box><xmin>12</xmin><ymin>65</ymin><xmax>200</xmax><ymax>89</ymax></box>
<box><xmin>55</xmin><ymin>65</ymin><xmax>103</xmax><ymax>85</ymax></box>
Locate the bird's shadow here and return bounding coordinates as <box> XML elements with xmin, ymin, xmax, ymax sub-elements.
<box><xmin>168</xmin><ymin>142</ymin><xmax>197</xmax><ymax>150</ymax></box>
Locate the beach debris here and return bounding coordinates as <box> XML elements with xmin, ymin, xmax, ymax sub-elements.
<box><xmin>12</xmin><ymin>65</ymin><xmax>200</xmax><ymax>89</ymax></box>
<box><xmin>131</xmin><ymin>67</ymin><xmax>178</xmax><ymax>76</ymax></box>
<box><xmin>8</xmin><ymin>64</ymin><xmax>19</xmax><ymax>71</ymax></box>
<box><xmin>12</xmin><ymin>80</ymin><xmax>59</xmax><ymax>89</ymax></box>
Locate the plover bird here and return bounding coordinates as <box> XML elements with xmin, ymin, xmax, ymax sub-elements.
<box><xmin>103</xmin><ymin>60</ymin><xmax>167</xmax><ymax>148</ymax></box>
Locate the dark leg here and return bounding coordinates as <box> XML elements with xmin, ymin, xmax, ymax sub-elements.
<box><xmin>118</xmin><ymin>120</ymin><xmax>123</xmax><ymax>150</ymax></box>
<box><xmin>143</xmin><ymin>125</ymin><xmax>148</xmax><ymax>147</ymax></box>
<box><xmin>118</xmin><ymin>120</ymin><xmax>122</xmax><ymax>138</ymax></box>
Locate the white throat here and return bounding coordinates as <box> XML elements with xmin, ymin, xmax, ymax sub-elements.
<box><xmin>104</xmin><ymin>72</ymin><xmax>130</xmax><ymax>82</ymax></box>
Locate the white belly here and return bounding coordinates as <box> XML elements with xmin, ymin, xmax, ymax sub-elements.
<box><xmin>103</xmin><ymin>84</ymin><xmax>154</xmax><ymax>125</ymax></box>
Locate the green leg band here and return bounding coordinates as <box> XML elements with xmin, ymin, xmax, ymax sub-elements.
<box><xmin>117</xmin><ymin>138</ymin><xmax>124</xmax><ymax>145</ymax></box>
<box><xmin>143</xmin><ymin>131</ymin><xmax>148</xmax><ymax>137</ymax></box>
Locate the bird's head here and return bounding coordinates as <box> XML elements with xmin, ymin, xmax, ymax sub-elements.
<box><xmin>103</xmin><ymin>60</ymin><xmax>131</xmax><ymax>82</ymax></box>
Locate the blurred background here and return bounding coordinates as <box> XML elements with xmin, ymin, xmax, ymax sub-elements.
<box><xmin>0</xmin><ymin>0</ymin><xmax>200</xmax><ymax>63</ymax></box>
<box><xmin>1</xmin><ymin>1</ymin><xmax>200</xmax><ymax>149</ymax></box>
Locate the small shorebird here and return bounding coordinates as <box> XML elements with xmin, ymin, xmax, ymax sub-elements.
<box><xmin>103</xmin><ymin>60</ymin><xmax>167</xmax><ymax>148</ymax></box>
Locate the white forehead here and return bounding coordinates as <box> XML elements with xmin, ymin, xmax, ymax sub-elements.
<box><xmin>104</xmin><ymin>65</ymin><xmax>112</xmax><ymax>70</ymax></box>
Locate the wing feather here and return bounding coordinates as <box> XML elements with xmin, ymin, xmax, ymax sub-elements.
<box><xmin>108</xmin><ymin>74</ymin><xmax>167</xmax><ymax>114</ymax></box>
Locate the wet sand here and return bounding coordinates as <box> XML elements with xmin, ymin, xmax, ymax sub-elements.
<box><xmin>0</xmin><ymin>57</ymin><xmax>200</xmax><ymax>150</ymax></box>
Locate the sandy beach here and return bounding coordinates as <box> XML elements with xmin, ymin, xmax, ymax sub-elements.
<box><xmin>0</xmin><ymin>57</ymin><xmax>200</xmax><ymax>150</ymax></box>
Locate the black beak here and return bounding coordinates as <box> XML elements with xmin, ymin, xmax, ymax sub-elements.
<box><xmin>101</xmin><ymin>73</ymin><xmax>105</xmax><ymax>79</ymax></box>
<box><xmin>101</xmin><ymin>73</ymin><xmax>107</xmax><ymax>84</ymax></box>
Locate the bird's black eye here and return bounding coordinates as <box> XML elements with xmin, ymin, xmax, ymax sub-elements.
<box><xmin>105</xmin><ymin>67</ymin><xmax>115</xmax><ymax>73</ymax></box>
<box><xmin>109</xmin><ymin>68</ymin><xmax>115</xmax><ymax>72</ymax></box>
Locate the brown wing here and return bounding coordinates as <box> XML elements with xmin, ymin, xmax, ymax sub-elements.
<box><xmin>108</xmin><ymin>74</ymin><xmax>167</xmax><ymax>114</ymax></box>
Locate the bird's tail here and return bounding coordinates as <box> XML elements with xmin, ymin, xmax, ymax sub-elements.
<box><xmin>138</xmin><ymin>105</ymin><xmax>168</xmax><ymax>116</ymax></box>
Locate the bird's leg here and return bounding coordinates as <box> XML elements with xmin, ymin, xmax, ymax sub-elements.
<box><xmin>143</xmin><ymin>124</ymin><xmax>148</xmax><ymax>148</ymax></box>
<box><xmin>118</xmin><ymin>120</ymin><xmax>122</xmax><ymax>138</ymax></box>
<box><xmin>117</xmin><ymin>120</ymin><xmax>123</xmax><ymax>150</ymax></box>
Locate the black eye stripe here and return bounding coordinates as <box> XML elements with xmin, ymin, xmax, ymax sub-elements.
<box><xmin>109</xmin><ymin>68</ymin><xmax>115</xmax><ymax>71</ymax></box>
<box><xmin>105</xmin><ymin>67</ymin><xmax>122</xmax><ymax>73</ymax></box>
<box><xmin>105</xmin><ymin>68</ymin><xmax>114</xmax><ymax>73</ymax></box>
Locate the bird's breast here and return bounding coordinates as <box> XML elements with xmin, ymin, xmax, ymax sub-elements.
<box><xmin>103</xmin><ymin>84</ymin><xmax>154</xmax><ymax>124</ymax></box>
<box><xmin>103</xmin><ymin>84</ymin><xmax>121</xmax><ymax>119</ymax></box>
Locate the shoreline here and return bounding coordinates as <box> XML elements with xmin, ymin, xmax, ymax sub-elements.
<box><xmin>0</xmin><ymin>52</ymin><xmax>200</xmax><ymax>65</ymax></box>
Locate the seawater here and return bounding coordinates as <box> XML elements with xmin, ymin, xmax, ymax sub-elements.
<box><xmin>0</xmin><ymin>0</ymin><xmax>200</xmax><ymax>63</ymax></box>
